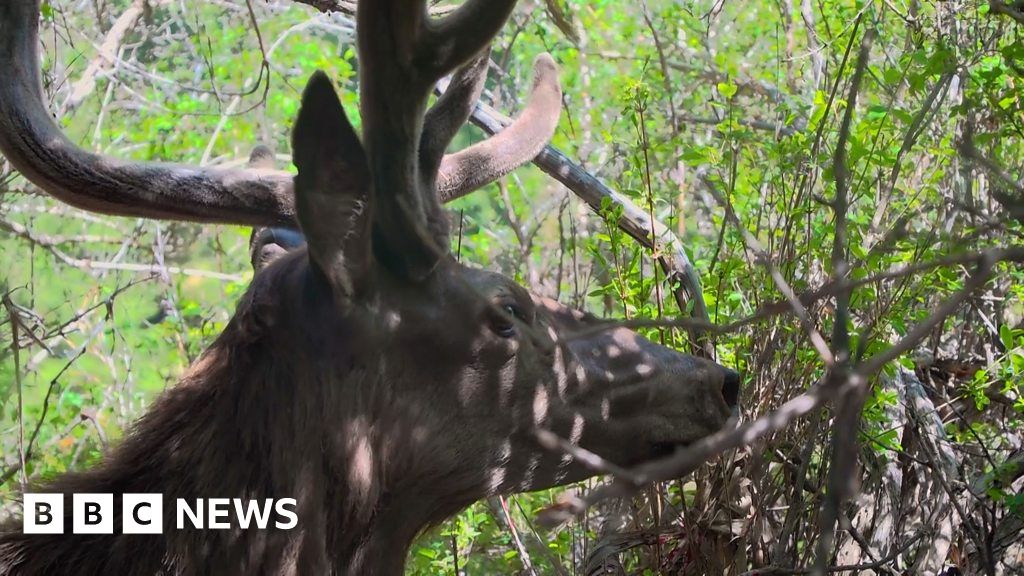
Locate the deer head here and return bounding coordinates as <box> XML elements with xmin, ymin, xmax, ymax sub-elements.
<box><xmin>0</xmin><ymin>0</ymin><xmax>740</xmax><ymax>574</ymax></box>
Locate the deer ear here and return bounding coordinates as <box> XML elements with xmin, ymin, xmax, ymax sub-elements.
<box><xmin>292</xmin><ymin>71</ymin><xmax>373</xmax><ymax>301</ymax></box>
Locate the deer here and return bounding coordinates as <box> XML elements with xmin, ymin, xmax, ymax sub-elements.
<box><xmin>0</xmin><ymin>0</ymin><xmax>741</xmax><ymax>574</ymax></box>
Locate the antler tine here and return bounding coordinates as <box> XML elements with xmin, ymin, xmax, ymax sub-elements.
<box><xmin>356</xmin><ymin>0</ymin><xmax>518</xmax><ymax>278</ymax></box>
<box><xmin>437</xmin><ymin>54</ymin><xmax>562</xmax><ymax>202</ymax></box>
<box><xmin>417</xmin><ymin>0</ymin><xmax>519</xmax><ymax>84</ymax></box>
<box><xmin>420</xmin><ymin>48</ymin><xmax>491</xmax><ymax>183</ymax></box>
<box><xmin>0</xmin><ymin>0</ymin><xmax>295</xmax><ymax>228</ymax></box>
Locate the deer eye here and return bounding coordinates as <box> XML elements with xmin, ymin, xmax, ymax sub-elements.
<box><xmin>490</xmin><ymin>302</ymin><xmax>522</xmax><ymax>338</ymax></box>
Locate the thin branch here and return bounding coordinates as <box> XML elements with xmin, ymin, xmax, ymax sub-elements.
<box><xmin>2</xmin><ymin>293</ymin><xmax>28</xmax><ymax>488</ymax></box>
<box><xmin>990</xmin><ymin>0</ymin><xmax>1024</xmax><ymax>25</ymax></box>
<box><xmin>537</xmin><ymin>251</ymin><xmax>1002</xmax><ymax>526</ymax></box>
<box><xmin>534</xmin><ymin>429</ymin><xmax>643</xmax><ymax>483</ymax></box>
<box><xmin>0</xmin><ymin>217</ymin><xmax>245</xmax><ymax>282</ymax></box>
<box><xmin>737</xmin><ymin>534</ymin><xmax>923</xmax><ymax>575</ymax></box>
<box><xmin>957</xmin><ymin>131</ymin><xmax>1024</xmax><ymax>196</ymax></box>
<box><xmin>557</xmin><ymin>246</ymin><xmax>1024</xmax><ymax>342</ymax></box>
<box><xmin>464</xmin><ymin>97</ymin><xmax>714</xmax><ymax>357</ymax></box>
<box><xmin>697</xmin><ymin>169</ymin><xmax>835</xmax><ymax>365</ymax></box>
<box><xmin>61</xmin><ymin>0</ymin><xmax>170</xmax><ymax>113</ymax></box>
<box><xmin>813</xmin><ymin>26</ymin><xmax>874</xmax><ymax>575</ymax></box>
<box><xmin>292</xmin><ymin>0</ymin><xmax>456</xmax><ymax>17</ymax></box>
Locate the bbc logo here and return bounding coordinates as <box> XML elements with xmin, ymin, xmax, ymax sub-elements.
<box><xmin>24</xmin><ymin>494</ymin><xmax>162</xmax><ymax>535</ymax></box>
<box><xmin>22</xmin><ymin>494</ymin><xmax>297</xmax><ymax>533</ymax></box>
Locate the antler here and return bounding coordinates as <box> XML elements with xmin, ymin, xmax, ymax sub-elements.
<box><xmin>0</xmin><ymin>0</ymin><xmax>560</xmax><ymax>239</ymax></box>
<box><xmin>0</xmin><ymin>0</ymin><xmax>296</xmax><ymax>227</ymax></box>
<box><xmin>438</xmin><ymin>53</ymin><xmax>562</xmax><ymax>202</ymax></box>
<box><xmin>421</xmin><ymin>49</ymin><xmax>491</xmax><ymax>182</ymax></box>
<box><xmin>355</xmin><ymin>0</ymin><xmax>523</xmax><ymax>277</ymax></box>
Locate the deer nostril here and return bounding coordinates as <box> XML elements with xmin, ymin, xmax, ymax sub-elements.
<box><xmin>722</xmin><ymin>369</ymin><xmax>741</xmax><ymax>407</ymax></box>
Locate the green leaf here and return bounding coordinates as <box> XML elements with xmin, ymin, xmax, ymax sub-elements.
<box><xmin>1000</xmin><ymin>324</ymin><xmax>1015</xmax><ymax>351</ymax></box>
<box><xmin>866</xmin><ymin>104</ymin><xmax>889</xmax><ymax>121</ymax></box>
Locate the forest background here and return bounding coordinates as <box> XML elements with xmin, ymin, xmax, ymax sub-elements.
<box><xmin>0</xmin><ymin>0</ymin><xmax>1022</xmax><ymax>574</ymax></box>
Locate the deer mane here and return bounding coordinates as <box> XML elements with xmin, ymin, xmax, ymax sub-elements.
<box><xmin>0</xmin><ymin>254</ymin><xmax>418</xmax><ymax>574</ymax></box>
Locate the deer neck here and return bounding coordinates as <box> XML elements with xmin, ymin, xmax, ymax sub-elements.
<box><xmin>1</xmin><ymin>320</ymin><xmax>431</xmax><ymax>574</ymax></box>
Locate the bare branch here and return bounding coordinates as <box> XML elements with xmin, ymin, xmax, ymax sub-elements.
<box><xmin>462</xmin><ymin>94</ymin><xmax>713</xmax><ymax>356</ymax></box>
<box><xmin>292</xmin><ymin>0</ymin><xmax>359</xmax><ymax>14</ymax></box>
<box><xmin>990</xmin><ymin>0</ymin><xmax>1024</xmax><ymax>25</ymax></box>
<box><xmin>62</xmin><ymin>0</ymin><xmax>172</xmax><ymax>113</ymax></box>
<box><xmin>697</xmin><ymin>169</ymin><xmax>834</xmax><ymax>364</ymax></box>
<box><xmin>534</xmin><ymin>429</ymin><xmax>642</xmax><ymax>483</ymax></box>
<box><xmin>0</xmin><ymin>216</ymin><xmax>244</xmax><ymax>281</ymax></box>
<box><xmin>537</xmin><ymin>251</ymin><xmax>1003</xmax><ymax>526</ymax></box>
<box><xmin>736</xmin><ymin>534</ymin><xmax>923</xmax><ymax>575</ymax></box>
<box><xmin>814</xmin><ymin>26</ymin><xmax>874</xmax><ymax>575</ymax></box>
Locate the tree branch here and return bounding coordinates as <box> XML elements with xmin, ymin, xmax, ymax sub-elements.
<box><xmin>464</xmin><ymin>99</ymin><xmax>714</xmax><ymax>357</ymax></box>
